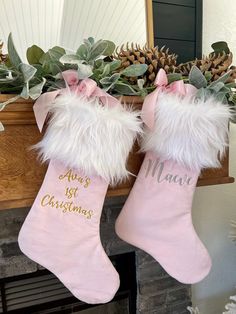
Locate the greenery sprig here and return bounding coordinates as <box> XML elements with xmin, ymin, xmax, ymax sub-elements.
<box><xmin>0</xmin><ymin>34</ymin><xmax>148</xmax><ymax>103</ymax></box>
<box><xmin>59</xmin><ymin>37</ymin><xmax>148</xmax><ymax>95</ymax></box>
<box><xmin>0</xmin><ymin>34</ymin><xmax>149</xmax><ymax>130</ymax></box>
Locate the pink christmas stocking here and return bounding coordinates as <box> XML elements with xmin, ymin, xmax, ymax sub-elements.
<box><xmin>18</xmin><ymin>77</ymin><xmax>141</xmax><ymax>304</ymax></box>
<box><xmin>115</xmin><ymin>88</ymin><xmax>231</xmax><ymax>284</ymax></box>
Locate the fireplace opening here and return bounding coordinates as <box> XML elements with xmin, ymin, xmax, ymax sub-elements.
<box><xmin>0</xmin><ymin>252</ymin><xmax>136</xmax><ymax>314</ymax></box>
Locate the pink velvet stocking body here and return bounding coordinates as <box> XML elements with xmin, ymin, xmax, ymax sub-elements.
<box><xmin>18</xmin><ymin>160</ymin><xmax>120</xmax><ymax>304</ymax></box>
<box><xmin>115</xmin><ymin>151</ymin><xmax>212</xmax><ymax>284</ymax></box>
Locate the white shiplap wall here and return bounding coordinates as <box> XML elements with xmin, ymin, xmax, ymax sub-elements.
<box><xmin>60</xmin><ymin>0</ymin><xmax>147</xmax><ymax>52</ymax></box>
<box><xmin>0</xmin><ymin>0</ymin><xmax>147</xmax><ymax>58</ymax></box>
<box><xmin>0</xmin><ymin>0</ymin><xmax>64</xmax><ymax>56</ymax></box>
<box><xmin>192</xmin><ymin>1</ymin><xmax>236</xmax><ymax>313</ymax></box>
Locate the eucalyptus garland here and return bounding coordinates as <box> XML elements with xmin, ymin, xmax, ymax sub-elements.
<box><xmin>0</xmin><ymin>33</ymin><xmax>236</xmax><ymax>130</ymax></box>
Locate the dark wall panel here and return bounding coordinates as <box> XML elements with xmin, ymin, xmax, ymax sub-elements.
<box><xmin>154</xmin><ymin>38</ymin><xmax>195</xmax><ymax>63</ymax></box>
<box><xmin>153</xmin><ymin>0</ymin><xmax>195</xmax><ymax>7</ymax></box>
<box><xmin>153</xmin><ymin>2</ymin><xmax>195</xmax><ymax>41</ymax></box>
<box><xmin>152</xmin><ymin>0</ymin><xmax>202</xmax><ymax>63</ymax></box>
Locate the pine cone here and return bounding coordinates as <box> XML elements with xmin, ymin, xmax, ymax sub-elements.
<box><xmin>177</xmin><ymin>51</ymin><xmax>236</xmax><ymax>83</ymax></box>
<box><xmin>0</xmin><ymin>41</ymin><xmax>8</xmax><ymax>64</ymax></box>
<box><xmin>114</xmin><ymin>43</ymin><xmax>177</xmax><ymax>87</ymax></box>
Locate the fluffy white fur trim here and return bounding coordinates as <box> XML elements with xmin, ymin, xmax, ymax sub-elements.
<box><xmin>34</xmin><ymin>92</ymin><xmax>142</xmax><ymax>185</ymax></box>
<box><xmin>141</xmin><ymin>91</ymin><xmax>232</xmax><ymax>171</ymax></box>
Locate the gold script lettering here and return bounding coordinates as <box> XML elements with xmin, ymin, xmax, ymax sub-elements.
<box><xmin>40</xmin><ymin>193</ymin><xmax>94</xmax><ymax>219</ymax></box>
<box><xmin>41</xmin><ymin>194</ymin><xmax>51</xmax><ymax>207</ymax></box>
<box><xmin>59</xmin><ymin>170</ymin><xmax>91</xmax><ymax>188</ymax></box>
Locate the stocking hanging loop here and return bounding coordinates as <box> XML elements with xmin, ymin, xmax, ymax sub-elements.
<box><xmin>141</xmin><ymin>69</ymin><xmax>197</xmax><ymax>130</ymax></box>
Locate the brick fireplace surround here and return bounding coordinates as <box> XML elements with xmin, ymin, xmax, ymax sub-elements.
<box><xmin>0</xmin><ymin>196</ymin><xmax>191</xmax><ymax>313</ymax></box>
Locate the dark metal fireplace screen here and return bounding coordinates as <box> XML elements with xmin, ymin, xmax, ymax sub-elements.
<box><xmin>0</xmin><ymin>253</ymin><xmax>136</xmax><ymax>314</ymax></box>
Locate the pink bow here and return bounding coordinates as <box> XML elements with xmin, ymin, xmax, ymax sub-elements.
<box><xmin>33</xmin><ymin>70</ymin><xmax>120</xmax><ymax>132</ymax></box>
<box><xmin>141</xmin><ymin>69</ymin><xmax>197</xmax><ymax>130</ymax></box>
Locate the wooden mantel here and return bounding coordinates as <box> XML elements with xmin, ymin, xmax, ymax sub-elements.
<box><xmin>0</xmin><ymin>94</ymin><xmax>234</xmax><ymax>210</ymax></box>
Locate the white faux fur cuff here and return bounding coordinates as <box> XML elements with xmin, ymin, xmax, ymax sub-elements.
<box><xmin>141</xmin><ymin>91</ymin><xmax>231</xmax><ymax>171</ymax></box>
<box><xmin>34</xmin><ymin>92</ymin><xmax>141</xmax><ymax>185</ymax></box>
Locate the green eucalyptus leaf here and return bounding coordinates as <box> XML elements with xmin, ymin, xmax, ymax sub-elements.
<box><xmin>76</xmin><ymin>44</ymin><xmax>88</xmax><ymax>60</ymax></box>
<box><xmin>103</xmin><ymin>40</ymin><xmax>116</xmax><ymax>56</ymax></box>
<box><xmin>137</xmin><ymin>79</ymin><xmax>145</xmax><ymax>90</ymax></box>
<box><xmin>0</xmin><ymin>85</ymin><xmax>23</xmax><ymax>93</ymax></box>
<box><xmin>83</xmin><ymin>38</ymin><xmax>93</xmax><ymax>49</ymax></box>
<box><xmin>0</xmin><ymin>95</ymin><xmax>21</xmax><ymax>111</ymax></box>
<box><xmin>92</xmin><ymin>69</ymin><xmax>102</xmax><ymax>80</ymax></box>
<box><xmin>0</xmin><ymin>77</ymin><xmax>15</xmax><ymax>83</ymax></box>
<box><xmin>230</xmin><ymin>112</ymin><xmax>236</xmax><ymax>124</ymax></box>
<box><xmin>48</xmin><ymin>46</ymin><xmax>66</xmax><ymax>60</ymax></box>
<box><xmin>46</xmin><ymin>79</ymin><xmax>66</xmax><ymax>91</ymax></box>
<box><xmin>167</xmin><ymin>73</ymin><xmax>182</xmax><ymax>84</ymax></box>
<box><xmin>141</xmin><ymin>89</ymin><xmax>149</xmax><ymax>97</ymax></box>
<box><xmin>33</xmin><ymin>64</ymin><xmax>45</xmax><ymax>77</ymax></box>
<box><xmin>210</xmin><ymin>71</ymin><xmax>232</xmax><ymax>86</ymax></box>
<box><xmin>42</xmin><ymin>61</ymin><xmax>50</xmax><ymax>74</ymax></box>
<box><xmin>204</xmin><ymin>71</ymin><xmax>213</xmax><ymax>82</ymax></box>
<box><xmin>93</xmin><ymin>60</ymin><xmax>105</xmax><ymax>78</ymax></box>
<box><xmin>4</xmin><ymin>57</ymin><xmax>12</xmax><ymax>68</ymax></box>
<box><xmin>218</xmin><ymin>86</ymin><xmax>231</xmax><ymax>93</ymax></box>
<box><xmin>226</xmin><ymin>82</ymin><xmax>236</xmax><ymax>89</ymax></box>
<box><xmin>60</xmin><ymin>54</ymin><xmax>82</xmax><ymax>64</ymax></box>
<box><xmin>0</xmin><ymin>71</ymin><xmax>8</xmax><ymax>78</ymax></box>
<box><xmin>102</xmin><ymin>85</ymin><xmax>113</xmax><ymax>92</ymax></box>
<box><xmin>0</xmin><ymin>103</ymin><xmax>5</xmax><ymax>111</ymax></box>
<box><xmin>0</xmin><ymin>121</ymin><xmax>4</xmax><ymax>131</ymax></box>
<box><xmin>195</xmin><ymin>87</ymin><xmax>211</xmax><ymax>101</ymax></box>
<box><xmin>39</xmin><ymin>53</ymin><xmax>47</xmax><ymax>65</ymax></box>
<box><xmin>109</xmin><ymin>60</ymin><xmax>121</xmax><ymax>72</ymax></box>
<box><xmin>18</xmin><ymin>63</ymin><xmax>37</xmax><ymax>83</ymax></box>
<box><xmin>121</xmin><ymin>64</ymin><xmax>148</xmax><ymax>77</ymax></box>
<box><xmin>20</xmin><ymin>84</ymin><xmax>29</xmax><ymax>99</ymax></box>
<box><xmin>208</xmin><ymin>81</ymin><xmax>225</xmax><ymax>93</ymax></box>
<box><xmin>211</xmin><ymin>41</ymin><xmax>230</xmax><ymax>55</ymax></box>
<box><xmin>27</xmin><ymin>45</ymin><xmax>44</xmax><ymax>64</ymax></box>
<box><xmin>28</xmin><ymin>78</ymin><xmax>46</xmax><ymax>99</ymax></box>
<box><xmin>7</xmin><ymin>33</ymin><xmax>22</xmax><ymax>69</ymax></box>
<box><xmin>215</xmin><ymin>92</ymin><xmax>228</xmax><ymax>103</ymax></box>
<box><xmin>19</xmin><ymin>64</ymin><xmax>38</xmax><ymax>99</ymax></box>
<box><xmin>0</xmin><ymin>69</ymin><xmax>17</xmax><ymax>82</ymax></box>
<box><xmin>94</xmin><ymin>59</ymin><xmax>105</xmax><ymax>68</ymax></box>
<box><xmin>100</xmin><ymin>73</ymin><xmax>120</xmax><ymax>85</ymax></box>
<box><xmin>100</xmin><ymin>73</ymin><xmax>121</xmax><ymax>91</ymax></box>
<box><xmin>39</xmin><ymin>52</ymin><xmax>49</xmax><ymax>64</ymax></box>
<box><xmin>88</xmin><ymin>37</ymin><xmax>95</xmax><ymax>45</ymax></box>
<box><xmin>229</xmin><ymin>93</ymin><xmax>236</xmax><ymax>105</ymax></box>
<box><xmin>77</xmin><ymin>63</ymin><xmax>93</xmax><ymax>79</ymax></box>
<box><xmin>109</xmin><ymin>73</ymin><xmax>121</xmax><ymax>82</ymax></box>
<box><xmin>189</xmin><ymin>65</ymin><xmax>207</xmax><ymax>89</ymax></box>
<box><xmin>100</xmin><ymin>78</ymin><xmax>111</xmax><ymax>85</ymax></box>
<box><xmin>49</xmin><ymin>62</ymin><xmax>63</xmax><ymax>75</ymax></box>
<box><xmin>89</xmin><ymin>40</ymin><xmax>108</xmax><ymax>61</ymax></box>
<box><xmin>0</xmin><ymin>64</ymin><xmax>8</xmax><ymax>72</ymax></box>
<box><xmin>113</xmin><ymin>82</ymin><xmax>137</xmax><ymax>95</ymax></box>
<box><xmin>40</xmin><ymin>46</ymin><xmax>65</xmax><ymax>64</ymax></box>
<box><xmin>101</xmin><ymin>64</ymin><xmax>111</xmax><ymax>78</ymax></box>
<box><xmin>53</xmin><ymin>72</ymin><xmax>63</xmax><ymax>80</ymax></box>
